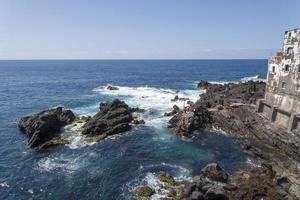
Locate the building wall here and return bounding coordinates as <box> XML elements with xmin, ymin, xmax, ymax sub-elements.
<box><xmin>259</xmin><ymin>28</ymin><xmax>300</xmax><ymax>130</ymax></box>
<box><xmin>266</xmin><ymin>29</ymin><xmax>300</xmax><ymax>113</ymax></box>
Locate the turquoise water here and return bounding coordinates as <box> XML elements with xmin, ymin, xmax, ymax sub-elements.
<box><xmin>0</xmin><ymin>60</ymin><xmax>267</xmax><ymax>199</ymax></box>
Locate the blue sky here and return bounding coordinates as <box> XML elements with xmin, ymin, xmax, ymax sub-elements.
<box><xmin>0</xmin><ymin>0</ymin><xmax>299</xmax><ymax>59</ymax></box>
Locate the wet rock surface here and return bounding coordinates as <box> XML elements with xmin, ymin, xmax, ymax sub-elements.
<box><xmin>106</xmin><ymin>85</ymin><xmax>119</xmax><ymax>90</ymax></box>
<box><xmin>18</xmin><ymin>107</ymin><xmax>75</xmax><ymax>149</ymax></box>
<box><xmin>81</xmin><ymin>99</ymin><xmax>133</xmax><ymax>136</ymax></box>
<box><xmin>197</xmin><ymin>80</ymin><xmax>265</xmax><ymax>108</ymax></box>
<box><xmin>168</xmin><ymin>104</ymin><xmax>212</xmax><ymax>136</ymax></box>
<box><xmin>166</xmin><ymin>80</ymin><xmax>300</xmax><ymax>199</ymax></box>
<box><xmin>134</xmin><ymin>186</ymin><xmax>155</xmax><ymax>197</ymax></box>
<box><xmin>182</xmin><ymin>163</ymin><xmax>292</xmax><ymax>200</ymax></box>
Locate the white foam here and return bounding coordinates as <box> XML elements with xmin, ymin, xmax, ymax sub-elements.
<box><xmin>27</xmin><ymin>189</ymin><xmax>34</xmax><ymax>194</ymax></box>
<box><xmin>240</xmin><ymin>75</ymin><xmax>266</xmax><ymax>83</ymax></box>
<box><xmin>211</xmin><ymin>126</ymin><xmax>228</xmax><ymax>136</ymax></box>
<box><xmin>208</xmin><ymin>75</ymin><xmax>266</xmax><ymax>85</ymax></box>
<box><xmin>36</xmin><ymin>154</ymin><xmax>84</xmax><ymax>174</ymax></box>
<box><xmin>246</xmin><ymin>157</ymin><xmax>261</xmax><ymax>167</ymax></box>
<box><xmin>93</xmin><ymin>85</ymin><xmax>202</xmax><ymax>129</ymax></box>
<box><xmin>144</xmin><ymin>172</ymin><xmax>169</xmax><ymax>200</ymax></box>
<box><xmin>0</xmin><ymin>182</ymin><xmax>9</xmax><ymax>188</ymax></box>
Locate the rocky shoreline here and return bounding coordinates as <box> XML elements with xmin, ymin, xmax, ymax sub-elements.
<box><xmin>18</xmin><ymin>82</ymin><xmax>300</xmax><ymax>199</ymax></box>
<box><xmin>163</xmin><ymin>80</ymin><xmax>300</xmax><ymax>200</ymax></box>
<box><xmin>18</xmin><ymin>99</ymin><xmax>145</xmax><ymax>150</ymax></box>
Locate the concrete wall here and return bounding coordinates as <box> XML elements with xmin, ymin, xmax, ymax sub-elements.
<box><xmin>260</xmin><ymin>28</ymin><xmax>300</xmax><ymax>131</ymax></box>
<box><xmin>274</xmin><ymin>110</ymin><xmax>290</xmax><ymax>128</ymax></box>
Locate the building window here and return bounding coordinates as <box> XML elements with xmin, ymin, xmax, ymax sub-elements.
<box><xmin>287</xmin><ymin>47</ymin><xmax>294</xmax><ymax>55</ymax></box>
<box><xmin>284</xmin><ymin>65</ymin><xmax>290</xmax><ymax>71</ymax></box>
<box><xmin>282</xmin><ymin>82</ymin><xmax>286</xmax><ymax>89</ymax></box>
<box><xmin>272</xmin><ymin>66</ymin><xmax>275</xmax><ymax>72</ymax></box>
<box><xmin>296</xmin><ymin>84</ymin><xmax>300</xmax><ymax>92</ymax></box>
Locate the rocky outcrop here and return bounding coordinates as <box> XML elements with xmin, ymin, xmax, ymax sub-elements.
<box><xmin>18</xmin><ymin>107</ymin><xmax>75</xmax><ymax>149</ymax></box>
<box><xmin>183</xmin><ymin>163</ymin><xmax>291</xmax><ymax>200</ymax></box>
<box><xmin>164</xmin><ymin>105</ymin><xmax>180</xmax><ymax>116</ymax></box>
<box><xmin>134</xmin><ymin>186</ymin><xmax>155</xmax><ymax>197</ymax></box>
<box><xmin>81</xmin><ymin>99</ymin><xmax>133</xmax><ymax>136</ymax></box>
<box><xmin>197</xmin><ymin>80</ymin><xmax>265</xmax><ymax>108</ymax></box>
<box><xmin>106</xmin><ymin>85</ymin><xmax>119</xmax><ymax>90</ymax></box>
<box><xmin>168</xmin><ymin>104</ymin><xmax>212</xmax><ymax>136</ymax></box>
<box><xmin>184</xmin><ymin>163</ymin><xmax>229</xmax><ymax>200</ymax></box>
<box><xmin>201</xmin><ymin>163</ymin><xmax>229</xmax><ymax>183</ymax></box>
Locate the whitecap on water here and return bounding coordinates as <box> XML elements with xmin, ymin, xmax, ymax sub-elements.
<box><xmin>208</xmin><ymin>75</ymin><xmax>266</xmax><ymax>85</ymax></box>
<box><xmin>93</xmin><ymin>85</ymin><xmax>202</xmax><ymax>128</ymax></box>
<box><xmin>0</xmin><ymin>182</ymin><xmax>9</xmax><ymax>188</ymax></box>
<box><xmin>35</xmin><ymin>154</ymin><xmax>84</xmax><ymax>174</ymax></box>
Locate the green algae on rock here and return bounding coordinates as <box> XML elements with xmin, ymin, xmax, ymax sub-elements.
<box><xmin>134</xmin><ymin>186</ymin><xmax>155</xmax><ymax>197</ymax></box>
<box><xmin>158</xmin><ymin>173</ymin><xmax>178</xmax><ymax>186</ymax></box>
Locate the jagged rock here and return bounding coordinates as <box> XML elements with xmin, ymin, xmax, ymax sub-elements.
<box><xmin>131</xmin><ymin>119</ymin><xmax>145</xmax><ymax>125</ymax></box>
<box><xmin>168</xmin><ymin>104</ymin><xmax>212</xmax><ymax>136</ymax></box>
<box><xmin>205</xmin><ymin>184</ymin><xmax>228</xmax><ymax>200</ymax></box>
<box><xmin>171</xmin><ymin>95</ymin><xmax>179</xmax><ymax>101</ymax></box>
<box><xmin>184</xmin><ymin>164</ymin><xmax>229</xmax><ymax>200</ymax></box>
<box><xmin>134</xmin><ymin>186</ymin><xmax>155</xmax><ymax>197</ymax></box>
<box><xmin>197</xmin><ymin>81</ymin><xmax>266</xmax><ymax>108</ymax></box>
<box><xmin>131</xmin><ymin>107</ymin><xmax>145</xmax><ymax>113</ymax></box>
<box><xmin>18</xmin><ymin>107</ymin><xmax>75</xmax><ymax>149</ymax></box>
<box><xmin>158</xmin><ymin>173</ymin><xmax>178</xmax><ymax>186</ymax></box>
<box><xmin>226</xmin><ymin>165</ymin><xmax>287</xmax><ymax>200</ymax></box>
<box><xmin>191</xmin><ymin>191</ymin><xmax>205</xmax><ymax>200</ymax></box>
<box><xmin>197</xmin><ymin>80</ymin><xmax>212</xmax><ymax>89</ymax></box>
<box><xmin>81</xmin><ymin>99</ymin><xmax>133</xmax><ymax>137</ymax></box>
<box><xmin>106</xmin><ymin>85</ymin><xmax>119</xmax><ymax>90</ymax></box>
<box><xmin>164</xmin><ymin>105</ymin><xmax>180</xmax><ymax>116</ymax></box>
<box><xmin>201</xmin><ymin>163</ymin><xmax>229</xmax><ymax>183</ymax></box>
<box><xmin>171</xmin><ymin>95</ymin><xmax>190</xmax><ymax>102</ymax></box>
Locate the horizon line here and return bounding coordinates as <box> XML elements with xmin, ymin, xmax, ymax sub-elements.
<box><xmin>0</xmin><ymin>58</ymin><xmax>268</xmax><ymax>61</ymax></box>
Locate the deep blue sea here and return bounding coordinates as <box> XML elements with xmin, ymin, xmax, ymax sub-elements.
<box><xmin>0</xmin><ymin>60</ymin><xmax>267</xmax><ymax>199</ymax></box>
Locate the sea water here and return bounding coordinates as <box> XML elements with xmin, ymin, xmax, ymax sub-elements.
<box><xmin>0</xmin><ymin>60</ymin><xmax>267</xmax><ymax>199</ymax></box>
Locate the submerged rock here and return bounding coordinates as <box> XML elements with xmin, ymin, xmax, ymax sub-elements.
<box><xmin>81</xmin><ymin>99</ymin><xmax>133</xmax><ymax>137</ymax></box>
<box><xmin>134</xmin><ymin>186</ymin><xmax>155</xmax><ymax>197</ymax></box>
<box><xmin>18</xmin><ymin>107</ymin><xmax>75</xmax><ymax>149</ymax></box>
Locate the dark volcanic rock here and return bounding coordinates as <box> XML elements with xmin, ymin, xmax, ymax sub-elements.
<box><xmin>184</xmin><ymin>163</ymin><xmax>291</xmax><ymax>200</ymax></box>
<box><xmin>201</xmin><ymin>163</ymin><xmax>229</xmax><ymax>183</ymax></box>
<box><xmin>185</xmin><ymin>164</ymin><xmax>229</xmax><ymax>200</ymax></box>
<box><xmin>168</xmin><ymin>104</ymin><xmax>212</xmax><ymax>136</ymax></box>
<box><xmin>197</xmin><ymin>80</ymin><xmax>212</xmax><ymax>89</ymax></box>
<box><xmin>18</xmin><ymin>107</ymin><xmax>75</xmax><ymax>149</ymax></box>
<box><xmin>164</xmin><ymin>105</ymin><xmax>180</xmax><ymax>116</ymax></box>
<box><xmin>131</xmin><ymin>107</ymin><xmax>145</xmax><ymax>113</ymax></box>
<box><xmin>197</xmin><ymin>81</ymin><xmax>266</xmax><ymax>108</ymax></box>
<box><xmin>81</xmin><ymin>99</ymin><xmax>133</xmax><ymax>136</ymax></box>
<box><xmin>106</xmin><ymin>85</ymin><xmax>119</xmax><ymax>90</ymax></box>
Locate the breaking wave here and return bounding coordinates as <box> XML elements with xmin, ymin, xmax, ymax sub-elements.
<box><xmin>122</xmin><ymin>162</ymin><xmax>191</xmax><ymax>200</ymax></box>
<box><xmin>209</xmin><ymin>75</ymin><xmax>266</xmax><ymax>85</ymax></box>
<box><xmin>93</xmin><ymin>85</ymin><xmax>202</xmax><ymax>128</ymax></box>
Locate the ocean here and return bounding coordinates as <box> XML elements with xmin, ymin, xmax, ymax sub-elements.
<box><xmin>0</xmin><ymin>59</ymin><xmax>267</xmax><ymax>199</ymax></box>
